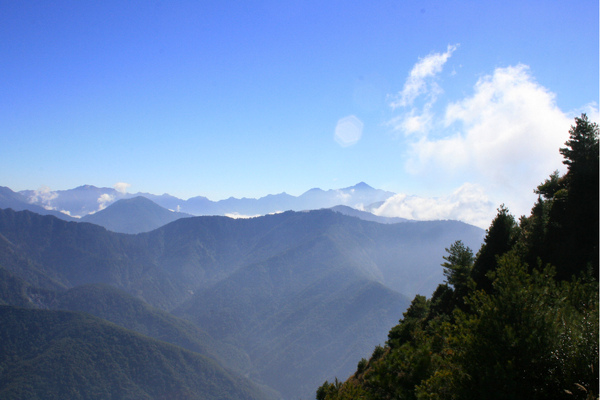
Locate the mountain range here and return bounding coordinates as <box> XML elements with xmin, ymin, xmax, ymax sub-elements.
<box><xmin>16</xmin><ymin>182</ymin><xmax>395</xmax><ymax>219</ymax></box>
<box><xmin>0</xmin><ymin>182</ymin><xmax>484</xmax><ymax>399</ymax></box>
<box><xmin>0</xmin><ymin>206</ymin><xmax>484</xmax><ymax>399</ymax></box>
<box><xmin>1</xmin><ymin>184</ymin><xmax>408</xmax><ymax>235</ymax></box>
<box><xmin>0</xmin><ymin>186</ymin><xmax>78</xmax><ymax>221</ymax></box>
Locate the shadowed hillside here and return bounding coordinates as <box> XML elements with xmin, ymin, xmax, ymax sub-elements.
<box><xmin>0</xmin><ymin>305</ymin><xmax>271</xmax><ymax>400</ymax></box>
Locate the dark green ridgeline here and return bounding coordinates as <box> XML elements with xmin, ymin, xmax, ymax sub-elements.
<box><xmin>318</xmin><ymin>114</ymin><xmax>599</xmax><ymax>400</ymax></box>
<box><xmin>0</xmin><ymin>305</ymin><xmax>268</xmax><ymax>400</ymax></box>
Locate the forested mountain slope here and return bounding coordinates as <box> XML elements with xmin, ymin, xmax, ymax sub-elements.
<box><xmin>51</xmin><ymin>283</ymin><xmax>257</xmax><ymax>377</ymax></box>
<box><xmin>0</xmin><ymin>210</ymin><xmax>183</xmax><ymax>309</ymax></box>
<box><xmin>0</xmin><ymin>208</ymin><xmax>483</xmax><ymax>308</ymax></box>
<box><xmin>0</xmin><ymin>305</ymin><xmax>270</xmax><ymax>400</ymax></box>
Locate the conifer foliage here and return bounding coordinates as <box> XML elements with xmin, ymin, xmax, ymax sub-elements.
<box><xmin>317</xmin><ymin>114</ymin><xmax>599</xmax><ymax>400</ymax></box>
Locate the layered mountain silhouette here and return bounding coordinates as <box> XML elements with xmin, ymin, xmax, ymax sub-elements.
<box><xmin>81</xmin><ymin>196</ymin><xmax>192</xmax><ymax>234</ymax></box>
<box><xmin>0</xmin><ymin>206</ymin><xmax>483</xmax><ymax>399</ymax></box>
<box><xmin>18</xmin><ymin>182</ymin><xmax>396</xmax><ymax>219</ymax></box>
<box><xmin>0</xmin><ymin>186</ymin><xmax>77</xmax><ymax>222</ymax></box>
<box><xmin>19</xmin><ymin>184</ymin><xmax>124</xmax><ymax>217</ymax></box>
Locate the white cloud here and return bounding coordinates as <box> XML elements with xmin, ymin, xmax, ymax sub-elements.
<box><xmin>373</xmin><ymin>183</ymin><xmax>495</xmax><ymax>228</ymax></box>
<box><xmin>388</xmin><ymin>45</ymin><xmax>457</xmax><ymax>138</ymax></box>
<box><xmin>391</xmin><ymin>44</ymin><xmax>457</xmax><ymax>109</ymax></box>
<box><xmin>29</xmin><ymin>186</ymin><xmax>58</xmax><ymax>209</ymax></box>
<box><xmin>225</xmin><ymin>212</ymin><xmax>261</xmax><ymax>219</ymax></box>
<box><xmin>388</xmin><ymin>105</ymin><xmax>434</xmax><ymax>135</ymax></box>
<box><xmin>354</xmin><ymin>203</ymin><xmax>366</xmax><ymax>211</ymax></box>
<box><xmin>383</xmin><ymin>45</ymin><xmax>599</xmax><ymax>226</ymax></box>
<box><xmin>334</xmin><ymin>115</ymin><xmax>364</xmax><ymax>147</ymax></box>
<box><xmin>114</xmin><ymin>182</ymin><xmax>131</xmax><ymax>194</ymax></box>
<box><xmin>335</xmin><ymin>190</ymin><xmax>352</xmax><ymax>203</ymax></box>
<box><xmin>59</xmin><ymin>209</ymin><xmax>81</xmax><ymax>218</ymax></box>
<box><xmin>226</xmin><ymin>211</ymin><xmax>284</xmax><ymax>219</ymax></box>
<box><xmin>404</xmin><ymin>64</ymin><xmax>572</xmax><ymax>218</ymax></box>
<box><xmin>97</xmin><ymin>193</ymin><xmax>114</xmax><ymax>211</ymax></box>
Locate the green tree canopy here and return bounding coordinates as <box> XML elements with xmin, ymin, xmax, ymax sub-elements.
<box><xmin>546</xmin><ymin>113</ymin><xmax>599</xmax><ymax>280</ymax></box>
<box><xmin>560</xmin><ymin>113</ymin><xmax>599</xmax><ymax>177</ymax></box>
<box><xmin>442</xmin><ymin>241</ymin><xmax>473</xmax><ymax>294</ymax></box>
<box><xmin>470</xmin><ymin>205</ymin><xmax>517</xmax><ymax>292</ymax></box>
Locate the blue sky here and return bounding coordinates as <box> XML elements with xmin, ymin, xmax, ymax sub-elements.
<box><xmin>1</xmin><ymin>1</ymin><xmax>598</xmax><ymax>227</ymax></box>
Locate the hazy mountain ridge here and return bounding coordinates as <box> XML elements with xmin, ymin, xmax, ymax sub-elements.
<box><xmin>4</xmin><ymin>183</ymin><xmax>404</xmax><ymax>234</ymax></box>
<box><xmin>20</xmin><ymin>185</ymin><xmax>121</xmax><ymax>217</ymax></box>
<box><xmin>16</xmin><ymin>182</ymin><xmax>396</xmax><ymax>219</ymax></box>
<box><xmin>330</xmin><ymin>205</ymin><xmax>410</xmax><ymax>224</ymax></box>
<box><xmin>81</xmin><ymin>196</ymin><xmax>193</xmax><ymax>234</ymax></box>
<box><xmin>0</xmin><ymin>208</ymin><xmax>184</xmax><ymax>309</ymax></box>
<box><xmin>175</xmin><ymin>232</ymin><xmax>410</xmax><ymax>398</ymax></box>
<box><xmin>0</xmin><ymin>186</ymin><xmax>78</xmax><ymax>222</ymax></box>
<box><xmin>0</xmin><ymin>207</ymin><xmax>484</xmax><ymax>307</ymax></box>
<box><xmin>0</xmin><ymin>206</ymin><xmax>484</xmax><ymax>399</ymax></box>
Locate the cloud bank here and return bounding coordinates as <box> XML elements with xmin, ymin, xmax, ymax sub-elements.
<box><xmin>29</xmin><ymin>186</ymin><xmax>58</xmax><ymax>210</ymax></box>
<box><xmin>385</xmin><ymin>47</ymin><xmax>597</xmax><ymax>227</ymax></box>
<box><xmin>373</xmin><ymin>183</ymin><xmax>494</xmax><ymax>229</ymax></box>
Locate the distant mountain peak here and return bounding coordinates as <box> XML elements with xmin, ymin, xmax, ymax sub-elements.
<box><xmin>347</xmin><ymin>182</ymin><xmax>374</xmax><ymax>191</ymax></box>
<box><xmin>75</xmin><ymin>184</ymin><xmax>101</xmax><ymax>190</ymax></box>
<box><xmin>118</xmin><ymin>196</ymin><xmax>156</xmax><ymax>205</ymax></box>
<box><xmin>81</xmin><ymin>195</ymin><xmax>188</xmax><ymax>233</ymax></box>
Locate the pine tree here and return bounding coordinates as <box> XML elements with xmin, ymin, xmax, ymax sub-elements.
<box><xmin>546</xmin><ymin>114</ymin><xmax>599</xmax><ymax>280</ymax></box>
<box><xmin>470</xmin><ymin>205</ymin><xmax>517</xmax><ymax>292</ymax></box>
